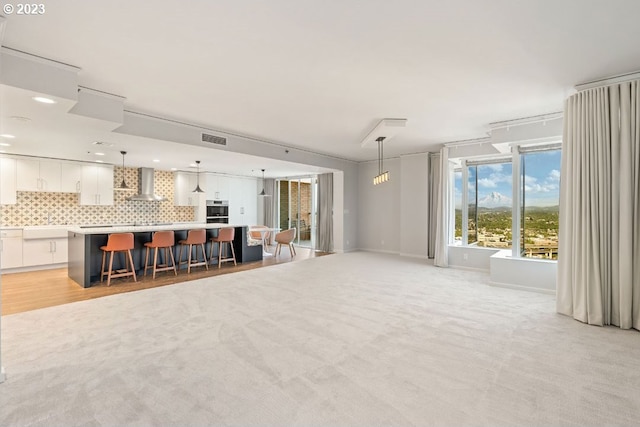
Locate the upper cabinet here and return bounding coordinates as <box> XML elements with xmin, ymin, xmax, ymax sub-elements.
<box><xmin>205</xmin><ymin>174</ymin><xmax>229</xmax><ymax>200</ymax></box>
<box><xmin>15</xmin><ymin>158</ymin><xmax>82</xmax><ymax>194</ymax></box>
<box><xmin>16</xmin><ymin>158</ymin><xmax>62</xmax><ymax>192</ymax></box>
<box><xmin>0</xmin><ymin>157</ymin><xmax>17</xmax><ymax>205</ymax></box>
<box><xmin>80</xmin><ymin>164</ymin><xmax>114</xmax><ymax>205</ymax></box>
<box><xmin>174</xmin><ymin>171</ymin><xmax>201</xmax><ymax>206</ymax></box>
<box><xmin>60</xmin><ymin>161</ymin><xmax>82</xmax><ymax>193</ymax></box>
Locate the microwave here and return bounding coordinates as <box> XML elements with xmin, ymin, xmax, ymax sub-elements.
<box><xmin>206</xmin><ymin>200</ymin><xmax>229</xmax><ymax>223</ymax></box>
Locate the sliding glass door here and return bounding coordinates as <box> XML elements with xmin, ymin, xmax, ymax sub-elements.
<box><xmin>277</xmin><ymin>176</ymin><xmax>317</xmax><ymax>248</ymax></box>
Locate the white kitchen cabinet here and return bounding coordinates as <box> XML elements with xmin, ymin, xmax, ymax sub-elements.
<box><xmin>0</xmin><ymin>229</ymin><xmax>23</xmax><ymax>269</ymax></box>
<box><xmin>205</xmin><ymin>174</ymin><xmax>230</xmax><ymax>201</ymax></box>
<box><xmin>22</xmin><ymin>227</ymin><xmax>69</xmax><ymax>267</ymax></box>
<box><xmin>16</xmin><ymin>158</ymin><xmax>62</xmax><ymax>192</ymax></box>
<box><xmin>80</xmin><ymin>164</ymin><xmax>114</xmax><ymax>205</ymax></box>
<box><xmin>0</xmin><ymin>157</ymin><xmax>17</xmax><ymax>204</ymax></box>
<box><xmin>228</xmin><ymin>177</ymin><xmax>258</xmax><ymax>225</ymax></box>
<box><xmin>60</xmin><ymin>161</ymin><xmax>82</xmax><ymax>193</ymax></box>
<box><xmin>22</xmin><ymin>238</ymin><xmax>67</xmax><ymax>267</ymax></box>
<box><xmin>174</xmin><ymin>171</ymin><xmax>201</xmax><ymax>206</ymax></box>
<box><xmin>242</xmin><ymin>178</ymin><xmax>258</xmax><ymax>225</ymax></box>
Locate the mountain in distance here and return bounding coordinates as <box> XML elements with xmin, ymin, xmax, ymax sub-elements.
<box><xmin>478</xmin><ymin>191</ymin><xmax>512</xmax><ymax>208</ymax></box>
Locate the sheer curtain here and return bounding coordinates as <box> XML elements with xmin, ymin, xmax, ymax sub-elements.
<box><xmin>427</xmin><ymin>152</ymin><xmax>441</xmax><ymax>259</ymax></box>
<box><xmin>317</xmin><ymin>173</ymin><xmax>333</xmax><ymax>252</ymax></box>
<box><xmin>263</xmin><ymin>178</ymin><xmax>276</xmax><ymax>245</ymax></box>
<box><xmin>434</xmin><ymin>147</ymin><xmax>452</xmax><ymax>267</ymax></box>
<box><xmin>558</xmin><ymin>80</ymin><xmax>640</xmax><ymax>330</ymax></box>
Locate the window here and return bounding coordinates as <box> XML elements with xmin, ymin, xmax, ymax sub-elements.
<box><xmin>520</xmin><ymin>149</ymin><xmax>561</xmax><ymax>259</ymax></box>
<box><xmin>454</xmin><ymin>170</ymin><xmax>462</xmax><ymax>242</ymax></box>
<box><xmin>453</xmin><ymin>144</ymin><xmax>561</xmax><ymax>259</ymax></box>
<box><xmin>466</xmin><ymin>161</ymin><xmax>512</xmax><ymax>249</ymax></box>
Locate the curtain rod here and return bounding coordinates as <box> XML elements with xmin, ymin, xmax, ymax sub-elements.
<box><xmin>575</xmin><ymin>70</ymin><xmax>640</xmax><ymax>92</ymax></box>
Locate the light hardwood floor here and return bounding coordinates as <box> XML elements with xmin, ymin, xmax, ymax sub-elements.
<box><xmin>1</xmin><ymin>245</ymin><xmax>329</xmax><ymax>316</ymax></box>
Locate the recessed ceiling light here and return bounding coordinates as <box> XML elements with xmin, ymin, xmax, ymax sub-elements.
<box><xmin>189</xmin><ymin>163</ymin><xmax>196</xmax><ymax>168</ymax></box>
<box><xmin>0</xmin><ymin>134</ymin><xmax>15</xmax><ymax>139</ymax></box>
<box><xmin>95</xmin><ymin>160</ymin><xmax>104</xmax><ymax>163</ymax></box>
<box><xmin>0</xmin><ymin>150</ymin><xmax>5</xmax><ymax>154</ymax></box>
<box><xmin>170</xmin><ymin>168</ymin><xmax>177</xmax><ymax>171</ymax></box>
<box><xmin>0</xmin><ymin>142</ymin><xmax>11</xmax><ymax>147</ymax></box>
<box><xmin>32</xmin><ymin>96</ymin><xmax>56</xmax><ymax>104</ymax></box>
<box><xmin>153</xmin><ymin>159</ymin><xmax>160</xmax><ymax>163</ymax></box>
<box><xmin>95</xmin><ymin>152</ymin><xmax>105</xmax><ymax>156</ymax></box>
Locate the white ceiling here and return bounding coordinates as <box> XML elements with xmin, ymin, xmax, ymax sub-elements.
<box><xmin>3</xmin><ymin>0</ymin><xmax>640</xmax><ymax>165</ymax></box>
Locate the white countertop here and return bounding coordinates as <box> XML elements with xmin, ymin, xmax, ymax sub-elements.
<box><xmin>67</xmin><ymin>222</ymin><xmax>248</xmax><ymax>235</ymax></box>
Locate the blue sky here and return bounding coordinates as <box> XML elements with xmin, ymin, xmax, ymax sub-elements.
<box><xmin>455</xmin><ymin>150</ymin><xmax>561</xmax><ymax>208</ymax></box>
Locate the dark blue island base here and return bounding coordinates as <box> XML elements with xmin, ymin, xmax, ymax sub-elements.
<box><xmin>68</xmin><ymin>226</ymin><xmax>263</xmax><ymax>288</ymax></box>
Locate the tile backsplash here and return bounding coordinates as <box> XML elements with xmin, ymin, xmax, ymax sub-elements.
<box><xmin>1</xmin><ymin>167</ymin><xmax>195</xmax><ymax>226</ymax></box>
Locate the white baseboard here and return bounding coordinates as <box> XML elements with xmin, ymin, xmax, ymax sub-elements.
<box><xmin>399</xmin><ymin>252</ymin><xmax>429</xmax><ymax>260</ymax></box>
<box><xmin>1</xmin><ymin>262</ymin><xmax>67</xmax><ymax>274</ymax></box>
<box><xmin>357</xmin><ymin>248</ymin><xmax>398</xmax><ymax>255</ymax></box>
<box><xmin>489</xmin><ymin>280</ymin><xmax>556</xmax><ymax>295</ymax></box>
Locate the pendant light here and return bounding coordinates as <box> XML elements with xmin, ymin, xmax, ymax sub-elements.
<box><xmin>373</xmin><ymin>137</ymin><xmax>390</xmax><ymax>185</ymax></box>
<box><xmin>258</xmin><ymin>169</ymin><xmax>270</xmax><ymax>197</ymax></box>
<box><xmin>193</xmin><ymin>160</ymin><xmax>204</xmax><ymax>193</ymax></box>
<box><xmin>259</xmin><ymin>169</ymin><xmax>266</xmax><ymax>196</ymax></box>
<box><xmin>116</xmin><ymin>150</ymin><xmax>132</xmax><ymax>190</ymax></box>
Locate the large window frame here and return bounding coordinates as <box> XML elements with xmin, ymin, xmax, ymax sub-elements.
<box><xmin>453</xmin><ymin>142</ymin><xmax>561</xmax><ymax>260</ymax></box>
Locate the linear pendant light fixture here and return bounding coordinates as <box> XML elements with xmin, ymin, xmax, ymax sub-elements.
<box><xmin>373</xmin><ymin>137</ymin><xmax>389</xmax><ymax>185</ymax></box>
<box><xmin>193</xmin><ymin>160</ymin><xmax>204</xmax><ymax>193</ymax></box>
<box><xmin>361</xmin><ymin>118</ymin><xmax>407</xmax><ymax>186</ymax></box>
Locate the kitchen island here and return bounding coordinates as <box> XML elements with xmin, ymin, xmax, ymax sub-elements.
<box><xmin>67</xmin><ymin>223</ymin><xmax>263</xmax><ymax>288</ymax></box>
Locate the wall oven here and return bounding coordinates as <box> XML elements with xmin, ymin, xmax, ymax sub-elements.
<box><xmin>206</xmin><ymin>200</ymin><xmax>229</xmax><ymax>224</ymax></box>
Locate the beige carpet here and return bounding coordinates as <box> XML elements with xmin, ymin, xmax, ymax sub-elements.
<box><xmin>1</xmin><ymin>252</ymin><xmax>640</xmax><ymax>426</ymax></box>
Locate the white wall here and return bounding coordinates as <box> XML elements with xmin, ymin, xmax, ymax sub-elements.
<box><xmin>448</xmin><ymin>245</ymin><xmax>500</xmax><ymax>271</ymax></box>
<box><xmin>400</xmin><ymin>153</ymin><xmax>429</xmax><ymax>258</ymax></box>
<box><xmin>490</xmin><ymin>251</ymin><xmax>557</xmax><ymax>293</ymax></box>
<box><xmin>357</xmin><ymin>158</ymin><xmax>401</xmax><ymax>253</ymax></box>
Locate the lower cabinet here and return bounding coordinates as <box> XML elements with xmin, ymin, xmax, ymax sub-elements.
<box><xmin>0</xmin><ymin>229</ymin><xmax>23</xmax><ymax>269</ymax></box>
<box><xmin>22</xmin><ymin>238</ymin><xmax>68</xmax><ymax>267</ymax></box>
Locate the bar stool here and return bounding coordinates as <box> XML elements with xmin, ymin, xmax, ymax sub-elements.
<box><xmin>100</xmin><ymin>233</ymin><xmax>137</xmax><ymax>286</ymax></box>
<box><xmin>144</xmin><ymin>230</ymin><xmax>177</xmax><ymax>279</ymax></box>
<box><xmin>210</xmin><ymin>227</ymin><xmax>237</xmax><ymax>268</ymax></box>
<box><xmin>178</xmin><ymin>229</ymin><xmax>209</xmax><ymax>273</ymax></box>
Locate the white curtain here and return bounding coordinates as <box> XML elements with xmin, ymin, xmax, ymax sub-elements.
<box><xmin>263</xmin><ymin>178</ymin><xmax>276</xmax><ymax>245</ymax></box>
<box><xmin>317</xmin><ymin>173</ymin><xmax>333</xmax><ymax>252</ymax></box>
<box><xmin>558</xmin><ymin>80</ymin><xmax>640</xmax><ymax>330</ymax></box>
<box><xmin>434</xmin><ymin>147</ymin><xmax>452</xmax><ymax>267</ymax></box>
<box><xmin>427</xmin><ymin>152</ymin><xmax>441</xmax><ymax>259</ymax></box>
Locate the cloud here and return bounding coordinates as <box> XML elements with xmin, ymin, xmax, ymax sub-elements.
<box><xmin>486</xmin><ymin>164</ymin><xmax>503</xmax><ymax>172</ymax></box>
<box><xmin>478</xmin><ymin>178</ymin><xmax>497</xmax><ymax>188</ymax></box>
<box><xmin>548</xmin><ymin>169</ymin><xmax>560</xmax><ymax>181</ymax></box>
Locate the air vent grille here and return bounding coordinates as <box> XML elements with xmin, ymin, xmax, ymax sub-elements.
<box><xmin>202</xmin><ymin>133</ymin><xmax>227</xmax><ymax>146</ymax></box>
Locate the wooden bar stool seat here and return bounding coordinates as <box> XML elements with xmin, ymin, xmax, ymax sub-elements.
<box><xmin>210</xmin><ymin>227</ymin><xmax>237</xmax><ymax>268</ymax></box>
<box><xmin>100</xmin><ymin>233</ymin><xmax>137</xmax><ymax>286</ymax></box>
<box><xmin>144</xmin><ymin>230</ymin><xmax>177</xmax><ymax>279</ymax></box>
<box><xmin>178</xmin><ymin>229</ymin><xmax>209</xmax><ymax>273</ymax></box>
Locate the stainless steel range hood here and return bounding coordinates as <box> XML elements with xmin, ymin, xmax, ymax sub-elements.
<box><xmin>126</xmin><ymin>168</ymin><xmax>166</xmax><ymax>201</ymax></box>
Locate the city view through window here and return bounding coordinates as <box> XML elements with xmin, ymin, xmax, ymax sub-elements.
<box><xmin>455</xmin><ymin>150</ymin><xmax>561</xmax><ymax>259</ymax></box>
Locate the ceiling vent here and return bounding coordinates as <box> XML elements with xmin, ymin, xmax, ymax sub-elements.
<box><xmin>202</xmin><ymin>133</ymin><xmax>227</xmax><ymax>146</ymax></box>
